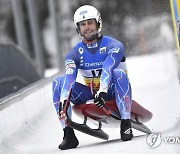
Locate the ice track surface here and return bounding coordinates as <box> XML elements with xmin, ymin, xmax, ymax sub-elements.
<box><xmin>0</xmin><ymin>51</ymin><xmax>180</xmax><ymax>154</ymax></box>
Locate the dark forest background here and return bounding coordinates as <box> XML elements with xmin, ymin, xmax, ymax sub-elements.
<box><xmin>0</xmin><ymin>0</ymin><xmax>177</xmax><ymax>98</ymax></box>
<box><xmin>0</xmin><ymin>0</ymin><xmax>176</xmax><ymax>69</ymax></box>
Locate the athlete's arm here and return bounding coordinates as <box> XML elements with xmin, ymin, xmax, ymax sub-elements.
<box><xmin>99</xmin><ymin>39</ymin><xmax>125</xmax><ymax>93</ymax></box>
<box><xmin>60</xmin><ymin>49</ymin><xmax>79</xmax><ymax>103</ymax></box>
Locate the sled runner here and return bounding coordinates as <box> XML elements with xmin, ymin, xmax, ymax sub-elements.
<box><xmin>64</xmin><ymin>98</ymin><xmax>153</xmax><ymax>140</ymax></box>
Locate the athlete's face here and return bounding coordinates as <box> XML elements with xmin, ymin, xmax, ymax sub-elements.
<box><xmin>79</xmin><ymin>19</ymin><xmax>98</xmax><ymax>41</ymax></box>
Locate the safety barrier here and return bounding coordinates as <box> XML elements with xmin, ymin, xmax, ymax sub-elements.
<box><xmin>0</xmin><ymin>73</ymin><xmax>61</xmax><ymax>144</ymax></box>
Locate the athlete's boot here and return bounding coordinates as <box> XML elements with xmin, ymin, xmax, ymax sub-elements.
<box><xmin>120</xmin><ymin>119</ymin><xmax>133</xmax><ymax>141</ymax></box>
<box><xmin>59</xmin><ymin>126</ymin><xmax>79</xmax><ymax>150</ymax></box>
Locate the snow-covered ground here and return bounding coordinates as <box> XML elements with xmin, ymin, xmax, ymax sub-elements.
<box><xmin>0</xmin><ymin>51</ymin><xmax>180</xmax><ymax>154</ymax></box>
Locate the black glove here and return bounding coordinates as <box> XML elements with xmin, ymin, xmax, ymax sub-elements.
<box><xmin>94</xmin><ymin>92</ymin><xmax>106</xmax><ymax>108</ymax></box>
<box><xmin>58</xmin><ymin>100</ymin><xmax>68</xmax><ymax>120</ymax></box>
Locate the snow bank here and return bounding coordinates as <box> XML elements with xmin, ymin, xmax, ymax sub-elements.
<box><xmin>0</xmin><ymin>73</ymin><xmax>60</xmax><ymax>144</ymax></box>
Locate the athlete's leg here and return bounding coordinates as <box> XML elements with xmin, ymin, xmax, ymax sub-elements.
<box><xmin>112</xmin><ymin>68</ymin><xmax>133</xmax><ymax>141</ymax></box>
<box><xmin>52</xmin><ymin>76</ymin><xmax>93</xmax><ymax>128</ymax></box>
<box><xmin>52</xmin><ymin>76</ymin><xmax>63</xmax><ymax>113</ymax></box>
<box><xmin>52</xmin><ymin>76</ymin><xmax>71</xmax><ymax>128</ymax></box>
<box><xmin>112</xmin><ymin>69</ymin><xmax>132</xmax><ymax>119</ymax></box>
<box><xmin>70</xmin><ymin>82</ymin><xmax>93</xmax><ymax>105</ymax></box>
<box><xmin>53</xmin><ymin>76</ymin><xmax>93</xmax><ymax>150</ymax></box>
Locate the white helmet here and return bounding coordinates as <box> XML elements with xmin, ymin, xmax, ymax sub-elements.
<box><xmin>73</xmin><ymin>5</ymin><xmax>102</xmax><ymax>33</ymax></box>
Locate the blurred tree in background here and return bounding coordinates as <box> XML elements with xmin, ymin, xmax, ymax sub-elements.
<box><xmin>0</xmin><ymin>0</ymin><xmax>176</xmax><ymax>98</ymax></box>
<box><xmin>0</xmin><ymin>0</ymin><xmax>176</xmax><ymax>71</ymax></box>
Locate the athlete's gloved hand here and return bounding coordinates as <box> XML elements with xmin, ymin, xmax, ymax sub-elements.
<box><xmin>94</xmin><ymin>92</ymin><xmax>106</xmax><ymax>108</ymax></box>
<box><xmin>59</xmin><ymin>100</ymin><xmax>68</xmax><ymax>120</ymax></box>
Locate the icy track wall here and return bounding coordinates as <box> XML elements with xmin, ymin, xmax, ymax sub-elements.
<box><xmin>0</xmin><ymin>73</ymin><xmax>59</xmax><ymax>144</ymax></box>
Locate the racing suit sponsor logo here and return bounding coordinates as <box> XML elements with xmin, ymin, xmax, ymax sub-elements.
<box><xmin>85</xmin><ymin>61</ymin><xmax>103</xmax><ymax>67</ymax></box>
<box><xmin>65</xmin><ymin>64</ymin><xmax>76</xmax><ymax>70</ymax></box>
<box><xmin>125</xmin><ymin>96</ymin><xmax>130</xmax><ymax>112</ymax></box>
<box><xmin>100</xmin><ymin>47</ymin><xmax>106</xmax><ymax>54</ymax></box>
<box><xmin>87</xmin><ymin>42</ymin><xmax>98</xmax><ymax>48</ymax></box>
<box><xmin>108</xmin><ymin>48</ymin><xmax>120</xmax><ymax>54</ymax></box>
<box><xmin>65</xmin><ymin>59</ymin><xmax>75</xmax><ymax>65</ymax></box>
<box><xmin>65</xmin><ymin>59</ymin><xmax>76</xmax><ymax>70</ymax></box>
<box><xmin>79</xmin><ymin>47</ymin><xmax>84</xmax><ymax>54</ymax></box>
<box><xmin>113</xmin><ymin>48</ymin><xmax>120</xmax><ymax>53</ymax></box>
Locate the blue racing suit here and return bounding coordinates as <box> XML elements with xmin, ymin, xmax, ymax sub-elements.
<box><xmin>52</xmin><ymin>36</ymin><xmax>132</xmax><ymax>128</ymax></box>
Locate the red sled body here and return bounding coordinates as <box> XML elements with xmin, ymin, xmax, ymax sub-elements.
<box><xmin>73</xmin><ymin>100</ymin><xmax>152</xmax><ymax>123</ymax></box>
<box><xmin>66</xmin><ymin>99</ymin><xmax>153</xmax><ymax>140</ymax></box>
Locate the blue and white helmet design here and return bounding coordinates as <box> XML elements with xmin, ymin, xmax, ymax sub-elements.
<box><xmin>73</xmin><ymin>5</ymin><xmax>102</xmax><ymax>33</ymax></box>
